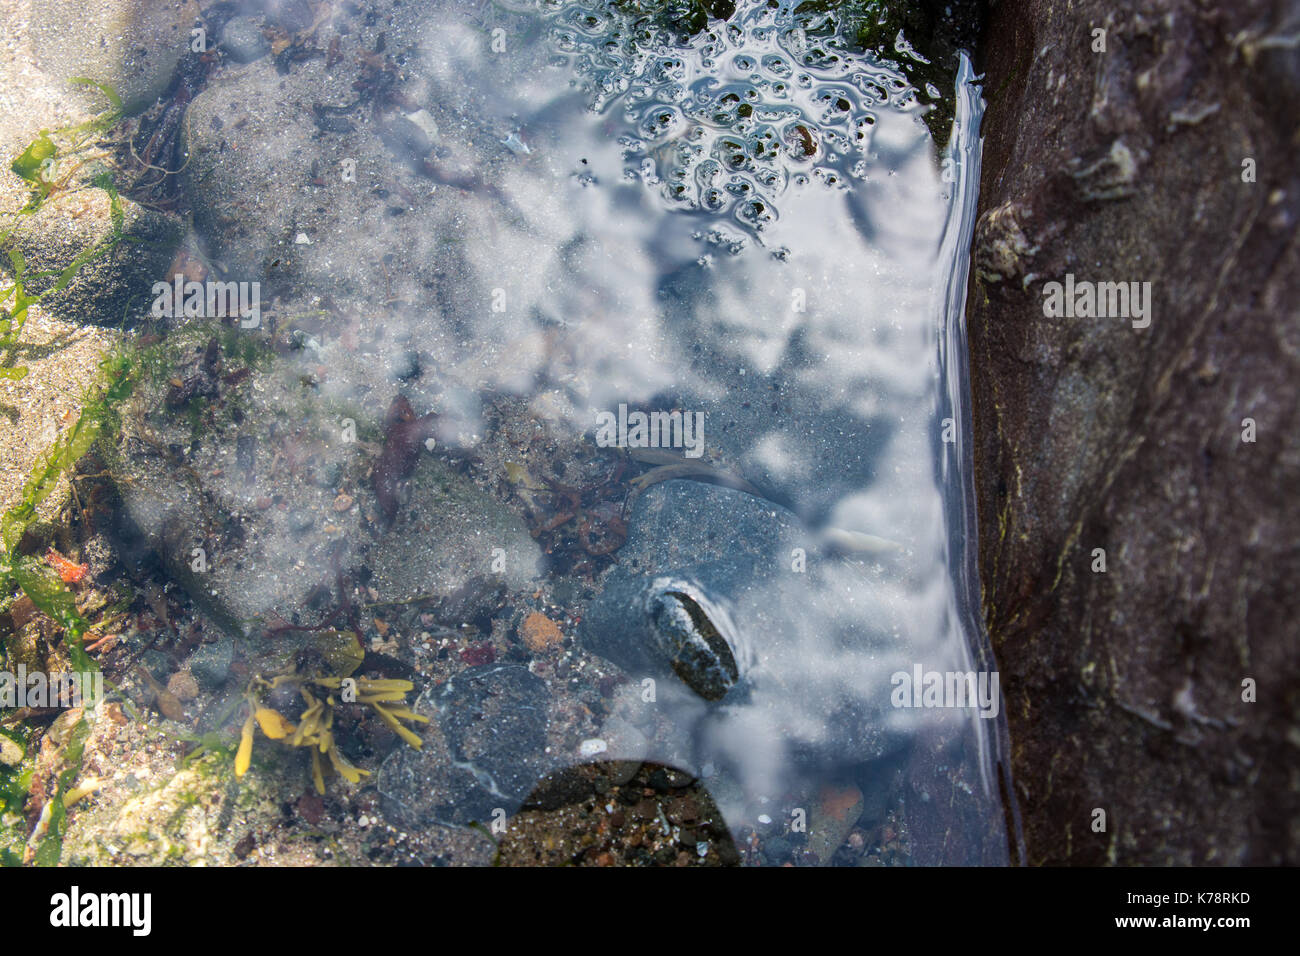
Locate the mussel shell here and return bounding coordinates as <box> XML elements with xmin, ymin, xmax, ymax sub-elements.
<box><xmin>581</xmin><ymin>561</ymin><xmax>760</xmax><ymax>703</ymax></box>
<box><xmin>644</xmin><ymin>576</ymin><xmax>745</xmax><ymax>701</ymax></box>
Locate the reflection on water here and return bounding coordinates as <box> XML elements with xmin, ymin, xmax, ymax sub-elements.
<box><xmin>126</xmin><ymin>0</ymin><xmax>1014</xmax><ymax>864</ymax></box>
<box><xmin>408</xmin><ymin>0</ymin><xmax>1011</xmax><ymax>863</ymax></box>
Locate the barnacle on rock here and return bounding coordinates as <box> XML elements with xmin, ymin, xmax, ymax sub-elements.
<box><xmin>233</xmin><ymin>651</ymin><xmax>427</xmax><ymax>793</ymax></box>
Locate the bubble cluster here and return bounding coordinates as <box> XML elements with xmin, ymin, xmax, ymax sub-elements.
<box><xmin>533</xmin><ymin>0</ymin><xmax>924</xmax><ymax>235</ymax></box>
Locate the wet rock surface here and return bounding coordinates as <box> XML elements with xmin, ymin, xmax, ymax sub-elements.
<box><xmin>968</xmin><ymin>0</ymin><xmax>1300</xmax><ymax>864</ymax></box>
<box><xmin>219</xmin><ymin>15</ymin><xmax>271</xmax><ymax>64</ymax></box>
<box><xmin>106</xmin><ymin>326</ymin><xmax>540</xmax><ymax>634</ymax></box>
<box><xmin>0</xmin><ymin>0</ymin><xmax>183</xmax><ymax>517</ymax></box>
<box><xmin>581</xmin><ymin>478</ymin><xmax>813</xmax><ymax>688</ymax></box>
<box><xmin>0</xmin><ymin>308</ymin><xmax>119</xmax><ymax>518</ymax></box>
<box><xmin>2</xmin><ymin>189</ymin><xmax>184</xmax><ymax>324</ymax></box>
<box><xmin>378</xmin><ymin>663</ymin><xmax>552</xmax><ymax>828</ymax></box>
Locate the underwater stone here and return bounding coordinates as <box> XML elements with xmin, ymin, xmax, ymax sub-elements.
<box><xmin>378</xmin><ymin>664</ymin><xmax>552</xmax><ymax>828</ymax></box>
<box><xmin>0</xmin><ymin>188</ymin><xmax>184</xmax><ymax>326</ymax></box>
<box><xmin>220</xmin><ymin>16</ymin><xmax>271</xmax><ymax>65</ymax></box>
<box><xmin>580</xmin><ymin>480</ymin><xmax>809</xmax><ymax>697</ymax></box>
<box><xmin>27</xmin><ymin>0</ymin><xmax>197</xmax><ymax>114</ymax></box>
<box><xmin>645</xmin><ymin>578</ymin><xmax>741</xmax><ymax>701</ymax></box>
<box><xmin>187</xmin><ymin>638</ymin><xmax>233</xmax><ymax>692</ymax></box>
<box><xmin>581</xmin><ymin>480</ymin><xmax>911</xmax><ymax>788</ymax></box>
<box><xmin>438</xmin><ymin>664</ymin><xmax>550</xmax><ymax>809</ymax></box>
<box><xmin>584</xmin><ymin>564</ymin><xmax>756</xmax><ymax>704</ymax></box>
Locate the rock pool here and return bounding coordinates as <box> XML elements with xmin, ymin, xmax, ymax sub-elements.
<box><xmin>2</xmin><ymin>0</ymin><xmax>1017</xmax><ymax>867</ymax></box>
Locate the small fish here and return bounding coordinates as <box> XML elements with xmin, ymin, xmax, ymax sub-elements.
<box><xmin>626</xmin><ymin>449</ymin><xmax>764</xmax><ymax>500</ymax></box>
<box><xmin>818</xmin><ymin>527</ymin><xmax>903</xmax><ymax>556</ymax></box>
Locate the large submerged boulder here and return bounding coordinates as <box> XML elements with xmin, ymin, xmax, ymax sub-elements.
<box><xmin>967</xmin><ymin>0</ymin><xmax>1299</xmax><ymax>864</ymax></box>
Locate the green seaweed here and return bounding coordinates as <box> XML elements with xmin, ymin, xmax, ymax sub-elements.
<box><xmin>0</xmin><ymin>251</ymin><xmax>39</xmax><ymax>381</ymax></box>
<box><xmin>0</xmin><ymin>347</ymin><xmax>137</xmax><ymax>670</ymax></box>
<box><xmin>0</xmin><ymin>350</ymin><xmax>136</xmax><ymax>865</ymax></box>
<box><xmin>9</xmin><ymin>136</ymin><xmax>57</xmax><ymax>187</ymax></box>
<box><xmin>1</xmin><ymin>173</ymin><xmax>132</xmax><ymax>377</ymax></box>
<box><xmin>0</xmin><ymin>338</ymin><xmax>141</xmax><ymax>868</ymax></box>
<box><xmin>0</xmin><ymin>750</ymin><xmax>29</xmax><ymax>864</ymax></box>
<box><xmin>30</xmin><ymin>716</ymin><xmax>89</xmax><ymax>867</ymax></box>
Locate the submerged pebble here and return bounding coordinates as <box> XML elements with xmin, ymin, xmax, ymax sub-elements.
<box><xmin>220</xmin><ymin>16</ymin><xmax>270</xmax><ymax>64</ymax></box>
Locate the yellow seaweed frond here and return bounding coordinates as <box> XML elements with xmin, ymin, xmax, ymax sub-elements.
<box><xmin>254</xmin><ymin>707</ymin><xmax>295</xmax><ymax>739</ymax></box>
<box><xmin>311</xmin><ymin>749</ymin><xmax>325</xmax><ymax>795</ymax></box>
<box><xmin>237</xmin><ymin>656</ymin><xmax>423</xmax><ymax>792</ymax></box>
<box><xmin>326</xmin><ymin>743</ymin><xmax>371</xmax><ymax>784</ymax></box>
<box><xmin>379</xmin><ymin>707</ymin><xmax>429</xmax><ymax>724</ymax></box>
<box><xmin>235</xmin><ymin>714</ymin><xmax>255</xmax><ymax>777</ymax></box>
<box><xmin>371</xmin><ymin>703</ymin><xmax>425</xmax><ymax>749</ymax></box>
<box><xmin>291</xmin><ymin>701</ymin><xmax>324</xmax><ymax>746</ymax></box>
<box><xmin>358</xmin><ymin>691</ymin><xmax>408</xmax><ymax>704</ymax></box>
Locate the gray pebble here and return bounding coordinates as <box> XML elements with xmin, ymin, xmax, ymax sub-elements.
<box><xmin>221</xmin><ymin>16</ymin><xmax>270</xmax><ymax>64</ymax></box>
<box><xmin>188</xmin><ymin>638</ymin><xmax>234</xmax><ymax>692</ymax></box>
<box><xmin>288</xmin><ymin>509</ymin><xmax>315</xmax><ymax>535</ymax></box>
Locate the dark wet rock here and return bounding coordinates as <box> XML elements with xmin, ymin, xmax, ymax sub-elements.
<box><xmin>378</xmin><ymin>664</ymin><xmax>552</xmax><ymax>828</ymax></box>
<box><xmin>968</xmin><ymin>0</ymin><xmax>1299</xmax><ymax>864</ymax></box>
<box><xmin>428</xmin><ymin>575</ymin><xmax>506</xmax><ymax>631</ymax></box>
<box><xmin>649</xmin><ymin>767</ymin><xmax>695</xmax><ymax>792</ymax></box>
<box><xmin>521</xmin><ymin>764</ymin><xmax>598</xmax><ymax>813</ymax></box>
<box><xmin>187</xmin><ymin>637</ymin><xmax>234</xmax><ymax>692</ymax></box>
<box><xmin>580</xmin><ymin>479</ymin><xmax>811</xmax><ymax>694</ymax></box>
<box><xmin>0</xmin><ymin>187</ymin><xmax>184</xmax><ymax>326</ymax></box>
<box><xmin>220</xmin><ymin>15</ymin><xmax>270</xmax><ymax>64</ymax></box>
<box><xmin>438</xmin><ymin>665</ymin><xmax>550</xmax><ymax>809</ymax></box>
